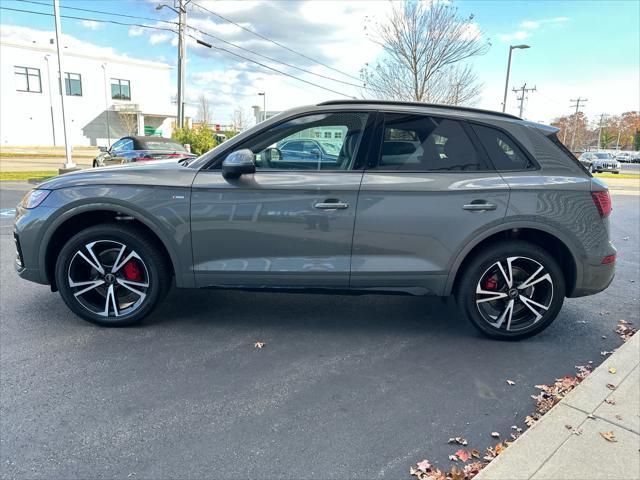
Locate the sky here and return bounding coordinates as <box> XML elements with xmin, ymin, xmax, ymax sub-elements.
<box><xmin>1</xmin><ymin>0</ymin><xmax>638</xmax><ymax>126</ymax></box>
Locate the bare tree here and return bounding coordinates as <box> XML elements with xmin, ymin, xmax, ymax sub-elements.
<box><xmin>117</xmin><ymin>106</ymin><xmax>138</xmax><ymax>136</ymax></box>
<box><xmin>361</xmin><ymin>1</ymin><xmax>489</xmax><ymax>104</ymax></box>
<box><xmin>232</xmin><ymin>107</ymin><xmax>250</xmax><ymax>133</ymax></box>
<box><xmin>197</xmin><ymin>94</ymin><xmax>212</xmax><ymax>125</ymax></box>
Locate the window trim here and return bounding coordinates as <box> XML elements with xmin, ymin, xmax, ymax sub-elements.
<box><xmin>110</xmin><ymin>78</ymin><xmax>131</xmax><ymax>101</ymax></box>
<box><xmin>467</xmin><ymin>120</ymin><xmax>541</xmax><ymax>172</ymax></box>
<box><xmin>64</xmin><ymin>72</ymin><xmax>83</xmax><ymax>96</ymax></box>
<box><xmin>14</xmin><ymin>66</ymin><xmax>42</xmax><ymax>93</ymax></box>
<box><xmin>367</xmin><ymin>112</ymin><xmax>493</xmax><ymax>173</ymax></box>
<box><xmin>203</xmin><ymin>109</ymin><xmax>376</xmax><ymax>173</ymax></box>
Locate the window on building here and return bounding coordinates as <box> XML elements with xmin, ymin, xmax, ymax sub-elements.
<box><xmin>373</xmin><ymin>113</ymin><xmax>486</xmax><ymax>171</ymax></box>
<box><xmin>111</xmin><ymin>78</ymin><xmax>131</xmax><ymax>100</ymax></box>
<box><xmin>334</xmin><ymin>132</ymin><xmax>343</xmax><ymax>139</ymax></box>
<box><xmin>324</xmin><ymin>131</ymin><xmax>332</xmax><ymax>139</ymax></box>
<box><xmin>64</xmin><ymin>73</ymin><xmax>82</xmax><ymax>96</ymax></box>
<box><xmin>15</xmin><ymin>66</ymin><xmax>42</xmax><ymax>93</ymax></box>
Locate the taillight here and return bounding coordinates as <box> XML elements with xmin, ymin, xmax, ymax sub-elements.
<box><xmin>591</xmin><ymin>191</ymin><xmax>612</xmax><ymax>217</ymax></box>
<box><xmin>137</xmin><ymin>155</ymin><xmax>155</xmax><ymax>161</ymax></box>
<box><xmin>601</xmin><ymin>254</ymin><xmax>616</xmax><ymax>265</ymax></box>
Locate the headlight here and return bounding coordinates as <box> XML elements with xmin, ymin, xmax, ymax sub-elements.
<box><xmin>21</xmin><ymin>189</ymin><xmax>51</xmax><ymax>209</ymax></box>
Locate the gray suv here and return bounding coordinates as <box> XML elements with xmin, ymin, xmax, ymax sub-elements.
<box><xmin>13</xmin><ymin>101</ymin><xmax>616</xmax><ymax>339</ymax></box>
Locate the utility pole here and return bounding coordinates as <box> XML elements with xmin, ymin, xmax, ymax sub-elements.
<box><xmin>501</xmin><ymin>44</ymin><xmax>530</xmax><ymax>112</ymax></box>
<box><xmin>615</xmin><ymin>117</ymin><xmax>622</xmax><ymax>151</ymax></box>
<box><xmin>597</xmin><ymin>113</ymin><xmax>607</xmax><ymax>151</ymax></box>
<box><xmin>101</xmin><ymin>63</ymin><xmax>111</xmax><ymax>147</ymax></box>
<box><xmin>512</xmin><ymin>83</ymin><xmax>536</xmax><ymax>118</ymax></box>
<box><xmin>569</xmin><ymin>97</ymin><xmax>588</xmax><ymax>152</ymax></box>
<box><xmin>43</xmin><ymin>54</ymin><xmax>56</xmax><ymax>146</ymax></box>
<box><xmin>452</xmin><ymin>82</ymin><xmax>462</xmax><ymax>106</ymax></box>
<box><xmin>53</xmin><ymin>0</ymin><xmax>75</xmax><ymax>172</ymax></box>
<box><xmin>177</xmin><ymin>0</ymin><xmax>187</xmax><ymax>129</ymax></box>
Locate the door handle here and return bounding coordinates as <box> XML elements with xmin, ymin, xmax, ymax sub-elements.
<box><xmin>462</xmin><ymin>201</ymin><xmax>497</xmax><ymax>212</ymax></box>
<box><xmin>314</xmin><ymin>201</ymin><xmax>349</xmax><ymax>210</ymax></box>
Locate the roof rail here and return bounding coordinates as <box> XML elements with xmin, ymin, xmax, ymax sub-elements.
<box><xmin>317</xmin><ymin>100</ymin><xmax>522</xmax><ymax>120</ymax></box>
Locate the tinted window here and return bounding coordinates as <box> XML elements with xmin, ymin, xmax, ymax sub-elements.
<box><xmin>373</xmin><ymin>114</ymin><xmax>482</xmax><ymax>171</ymax></box>
<box><xmin>472</xmin><ymin>124</ymin><xmax>533</xmax><ymax>170</ymax></box>
<box><xmin>235</xmin><ymin>112</ymin><xmax>369</xmax><ymax>171</ymax></box>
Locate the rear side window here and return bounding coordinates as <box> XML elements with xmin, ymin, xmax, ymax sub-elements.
<box><xmin>373</xmin><ymin>113</ymin><xmax>484</xmax><ymax>171</ymax></box>
<box><xmin>472</xmin><ymin>124</ymin><xmax>533</xmax><ymax>170</ymax></box>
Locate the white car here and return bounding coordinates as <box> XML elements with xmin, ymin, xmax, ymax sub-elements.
<box><xmin>580</xmin><ymin>152</ymin><xmax>621</xmax><ymax>174</ymax></box>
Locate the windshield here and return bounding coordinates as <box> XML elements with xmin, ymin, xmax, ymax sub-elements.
<box><xmin>319</xmin><ymin>142</ymin><xmax>341</xmax><ymax>155</ymax></box>
<box><xmin>595</xmin><ymin>153</ymin><xmax>612</xmax><ymax>159</ymax></box>
<box><xmin>142</xmin><ymin>140</ymin><xmax>188</xmax><ymax>152</ymax></box>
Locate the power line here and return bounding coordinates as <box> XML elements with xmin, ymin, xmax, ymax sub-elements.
<box><xmin>187</xmin><ymin>25</ymin><xmax>362</xmax><ymax>88</ymax></box>
<box><xmin>185</xmin><ymin>32</ymin><xmax>355</xmax><ymax>99</ymax></box>
<box><xmin>0</xmin><ymin>6</ymin><xmax>177</xmax><ymax>33</ymax></box>
<box><xmin>3</xmin><ymin>5</ymin><xmax>355</xmax><ymax>98</ymax></box>
<box><xmin>14</xmin><ymin>0</ymin><xmax>178</xmax><ymax>26</ymax></box>
<box><xmin>190</xmin><ymin>1</ymin><xmax>362</xmax><ymax>82</ymax></box>
<box><xmin>512</xmin><ymin>83</ymin><xmax>536</xmax><ymax>118</ymax></box>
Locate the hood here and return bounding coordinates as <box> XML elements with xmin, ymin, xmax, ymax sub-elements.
<box><xmin>38</xmin><ymin>160</ymin><xmax>198</xmax><ymax>190</ymax></box>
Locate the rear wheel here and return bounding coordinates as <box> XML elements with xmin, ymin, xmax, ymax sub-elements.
<box><xmin>55</xmin><ymin>224</ymin><xmax>171</xmax><ymax>326</ymax></box>
<box><xmin>456</xmin><ymin>241</ymin><xmax>565</xmax><ymax>340</ymax></box>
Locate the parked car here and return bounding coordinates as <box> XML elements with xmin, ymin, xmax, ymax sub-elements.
<box><xmin>615</xmin><ymin>152</ymin><xmax>633</xmax><ymax>163</ymax></box>
<box><xmin>93</xmin><ymin>136</ymin><xmax>196</xmax><ymax>167</ymax></box>
<box><xmin>14</xmin><ymin>101</ymin><xmax>616</xmax><ymax>339</ymax></box>
<box><xmin>274</xmin><ymin>138</ymin><xmax>340</xmax><ymax>169</ymax></box>
<box><xmin>579</xmin><ymin>152</ymin><xmax>621</xmax><ymax>174</ymax></box>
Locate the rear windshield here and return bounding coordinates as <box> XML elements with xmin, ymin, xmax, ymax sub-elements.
<box><xmin>141</xmin><ymin>140</ymin><xmax>187</xmax><ymax>152</ymax></box>
<box><xmin>594</xmin><ymin>153</ymin><xmax>612</xmax><ymax>159</ymax></box>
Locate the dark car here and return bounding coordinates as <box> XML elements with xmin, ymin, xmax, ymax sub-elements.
<box><xmin>14</xmin><ymin>101</ymin><xmax>616</xmax><ymax>339</ymax></box>
<box><xmin>272</xmin><ymin>138</ymin><xmax>340</xmax><ymax>169</ymax></box>
<box><xmin>93</xmin><ymin>136</ymin><xmax>196</xmax><ymax>167</ymax></box>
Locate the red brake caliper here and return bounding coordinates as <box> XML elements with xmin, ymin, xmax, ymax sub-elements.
<box><xmin>123</xmin><ymin>260</ymin><xmax>143</xmax><ymax>282</ymax></box>
<box><xmin>484</xmin><ymin>276</ymin><xmax>498</xmax><ymax>290</ymax></box>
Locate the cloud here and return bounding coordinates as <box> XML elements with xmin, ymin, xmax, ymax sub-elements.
<box><xmin>128</xmin><ymin>26</ymin><xmax>145</xmax><ymax>36</ymax></box>
<box><xmin>149</xmin><ymin>33</ymin><xmax>170</xmax><ymax>45</ymax></box>
<box><xmin>520</xmin><ymin>20</ymin><xmax>539</xmax><ymax>29</ymax></box>
<box><xmin>498</xmin><ymin>31</ymin><xmax>531</xmax><ymax>42</ymax></box>
<box><xmin>79</xmin><ymin>20</ymin><xmax>102</xmax><ymax>30</ymax></box>
<box><xmin>519</xmin><ymin>16</ymin><xmax>570</xmax><ymax>30</ymax></box>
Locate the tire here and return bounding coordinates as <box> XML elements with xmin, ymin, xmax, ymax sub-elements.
<box><xmin>55</xmin><ymin>224</ymin><xmax>171</xmax><ymax>327</ymax></box>
<box><xmin>456</xmin><ymin>240</ymin><xmax>565</xmax><ymax>340</ymax></box>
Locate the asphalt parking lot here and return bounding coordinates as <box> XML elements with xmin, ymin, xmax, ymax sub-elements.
<box><xmin>1</xmin><ymin>182</ymin><xmax>638</xmax><ymax>479</ymax></box>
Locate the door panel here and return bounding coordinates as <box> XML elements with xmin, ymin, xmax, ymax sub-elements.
<box><xmin>351</xmin><ymin>172</ymin><xmax>509</xmax><ymax>294</ymax></box>
<box><xmin>191</xmin><ymin>171</ymin><xmax>363</xmax><ymax>288</ymax></box>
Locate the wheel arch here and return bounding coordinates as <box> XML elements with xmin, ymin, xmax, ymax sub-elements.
<box><xmin>41</xmin><ymin>203</ymin><xmax>187</xmax><ymax>291</ymax></box>
<box><xmin>446</xmin><ymin>222</ymin><xmax>581</xmax><ymax>298</ymax></box>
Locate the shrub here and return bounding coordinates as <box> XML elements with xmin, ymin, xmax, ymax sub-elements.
<box><xmin>172</xmin><ymin>125</ymin><xmax>216</xmax><ymax>156</ymax></box>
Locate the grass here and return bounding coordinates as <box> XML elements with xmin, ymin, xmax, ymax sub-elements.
<box><xmin>593</xmin><ymin>173</ymin><xmax>640</xmax><ymax>180</ymax></box>
<box><xmin>0</xmin><ymin>171</ymin><xmax>58</xmax><ymax>181</ymax></box>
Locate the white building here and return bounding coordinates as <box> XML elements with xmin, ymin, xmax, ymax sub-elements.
<box><xmin>0</xmin><ymin>38</ymin><xmax>176</xmax><ymax>147</ymax></box>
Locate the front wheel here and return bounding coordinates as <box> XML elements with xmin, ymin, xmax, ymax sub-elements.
<box><xmin>55</xmin><ymin>224</ymin><xmax>171</xmax><ymax>326</ymax></box>
<box><xmin>456</xmin><ymin>241</ymin><xmax>565</xmax><ymax>340</ymax></box>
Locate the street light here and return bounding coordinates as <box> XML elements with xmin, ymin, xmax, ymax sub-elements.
<box><xmin>501</xmin><ymin>44</ymin><xmax>530</xmax><ymax>113</ymax></box>
<box><xmin>258</xmin><ymin>92</ymin><xmax>266</xmax><ymax>122</ymax></box>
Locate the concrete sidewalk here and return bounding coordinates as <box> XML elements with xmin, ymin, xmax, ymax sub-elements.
<box><xmin>477</xmin><ymin>333</ymin><xmax>640</xmax><ymax>480</ymax></box>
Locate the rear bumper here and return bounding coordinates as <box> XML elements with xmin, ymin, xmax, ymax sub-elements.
<box><xmin>569</xmin><ymin>262</ymin><xmax>615</xmax><ymax>298</ymax></box>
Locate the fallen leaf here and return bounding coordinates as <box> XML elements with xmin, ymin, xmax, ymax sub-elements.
<box><xmin>449</xmin><ymin>455</ymin><xmax>458</xmax><ymax>462</ymax></box>
<box><xmin>564</xmin><ymin>424</ymin><xmax>573</xmax><ymax>430</ymax></box>
<box><xmin>448</xmin><ymin>437</ymin><xmax>468</xmax><ymax>446</ymax></box>
<box><xmin>615</xmin><ymin>414</ymin><xmax>623</xmax><ymax>420</ymax></box>
<box><xmin>587</xmin><ymin>414</ymin><xmax>596</xmax><ymax>419</ymax></box>
<box><xmin>601</xmin><ymin>335</ymin><xmax>607</xmax><ymax>339</ymax></box>
<box><xmin>573</xmin><ymin>428</ymin><xmax>583</xmax><ymax>435</ymax></box>
<box><xmin>609</xmin><ymin>367</ymin><xmax>617</xmax><ymax>374</ymax></box>
<box><xmin>471</xmin><ymin>449</ymin><xmax>480</xmax><ymax>458</ymax></box>
<box><xmin>506</xmin><ymin>380</ymin><xmax>516</xmax><ymax>386</ymax></box>
<box><xmin>600</xmin><ymin>431</ymin><xmax>617</xmax><ymax>442</ymax></box>
<box><xmin>491</xmin><ymin>432</ymin><xmax>500</xmax><ymax>438</ymax></box>
<box><xmin>605</xmin><ymin>398</ymin><xmax>616</xmax><ymax>405</ymax></box>
<box><xmin>525</xmin><ymin>416</ymin><xmax>537</xmax><ymax>427</ymax></box>
<box><xmin>606</xmin><ymin>383</ymin><xmax>616</xmax><ymax>390</ymax></box>
<box><xmin>495</xmin><ymin>442</ymin><xmax>505</xmax><ymax>454</ymax></box>
<box><xmin>254</xmin><ymin>341</ymin><xmax>265</xmax><ymax>349</ymax></box>
<box><xmin>450</xmin><ymin>465</ymin><xmax>465</xmax><ymax>480</ymax></box>
<box><xmin>601</xmin><ymin>350</ymin><xmax>614</xmax><ymax>356</ymax></box>
<box><xmin>455</xmin><ymin>449</ymin><xmax>470</xmax><ymax>462</ymax></box>
<box><xmin>416</xmin><ymin>459</ymin><xmax>431</xmax><ymax>471</ymax></box>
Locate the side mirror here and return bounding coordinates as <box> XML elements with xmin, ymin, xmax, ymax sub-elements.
<box><xmin>222</xmin><ymin>149</ymin><xmax>256</xmax><ymax>179</ymax></box>
<box><xmin>99</xmin><ymin>146</ymin><xmax>108</xmax><ymax>153</ymax></box>
<box><xmin>310</xmin><ymin>148</ymin><xmax>321</xmax><ymax>159</ymax></box>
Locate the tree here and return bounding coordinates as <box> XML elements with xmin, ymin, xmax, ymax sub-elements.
<box><xmin>634</xmin><ymin>129</ymin><xmax>640</xmax><ymax>151</ymax></box>
<box><xmin>232</xmin><ymin>107</ymin><xmax>250</xmax><ymax>133</ymax></box>
<box><xmin>552</xmin><ymin>112</ymin><xmax>590</xmax><ymax>151</ymax></box>
<box><xmin>117</xmin><ymin>105</ymin><xmax>139</xmax><ymax>136</ymax></box>
<box><xmin>197</xmin><ymin>94</ymin><xmax>211</xmax><ymax>125</ymax></box>
<box><xmin>172</xmin><ymin>125</ymin><xmax>215</xmax><ymax>155</ymax></box>
<box><xmin>361</xmin><ymin>0</ymin><xmax>489</xmax><ymax>104</ymax></box>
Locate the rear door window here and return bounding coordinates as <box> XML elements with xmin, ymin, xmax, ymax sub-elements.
<box><xmin>372</xmin><ymin>113</ymin><xmax>485</xmax><ymax>171</ymax></box>
<box><xmin>471</xmin><ymin>124</ymin><xmax>533</xmax><ymax>170</ymax></box>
